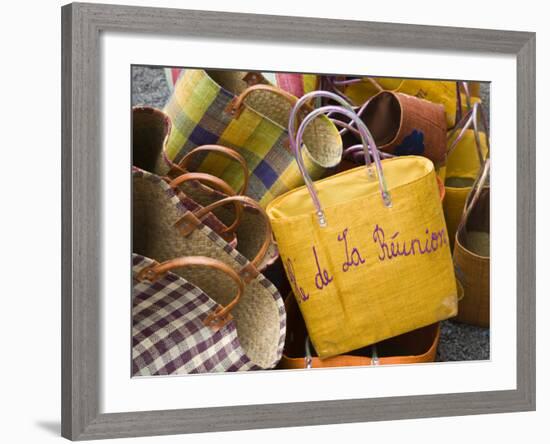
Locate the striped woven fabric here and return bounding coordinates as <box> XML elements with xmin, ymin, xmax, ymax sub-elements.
<box><xmin>164</xmin><ymin>68</ymin><xmax>184</xmax><ymax>92</ymax></box>
<box><xmin>163</xmin><ymin>69</ymin><xmax>342</xmax><ymax>207</ymax></box>
<box><xmin>132</xmin><ymin>254</ymin><xmax>257</xmax><ymax>375</ymax></box>
<box><xmin>275</xmin><ymin>73</ymin><xmax>318</xmax><ymax>98</ymax></box>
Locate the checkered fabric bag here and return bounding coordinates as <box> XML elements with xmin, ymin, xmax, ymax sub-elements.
<box><xmin>163</xmin><ymin>69</ymin><xmax>342</xmax><ymax>206</ymax></box>
<box><xmin>133</xmin><ymin>254</ymin><xmax>283</xmax><ymax>375</ymax></box>
<box><xmin>133</xmin><ymin>170</ymin><xmax>286</xmax><ymax>373</ymax></box>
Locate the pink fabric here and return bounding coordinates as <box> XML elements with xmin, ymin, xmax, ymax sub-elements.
<box><xmin>168</xmin><ymin>68</ymin><xmax>183</xmax><ymax>88</ymax></box>
<box><xmin>275</xmin><ymin>73</ymin><xmax>305</xmax><ymax>97</ymax></box>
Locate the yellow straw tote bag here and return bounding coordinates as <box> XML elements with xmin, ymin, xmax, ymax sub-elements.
<box><xmin>279</xmin><ymin>293</ymin><xmax>441</xmax><ymax>369</ymax></box>
<box><xmin>453</xmin><ymin>159</ymin><xmax>490</xmax><ymax>327</ymax></box>
<box><xmin>443</xmin><ymin>102</ymin><xmax>490</xmax><ymax>250</ymax></box>
<box><xmin>266</xmin><ymin>91</ymin><xmax>458</xmax><ymax>359</ymax></box>
<box><xmin>163</xmin><ymin>70</ymin><xmax>342</xmax><ymax>206</ymax></box>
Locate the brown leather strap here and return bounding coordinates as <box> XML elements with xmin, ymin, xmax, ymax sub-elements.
<box><xmin>136</xmin><ymin>256</ymin><xmax>244</xmax><ymax>330</ymax></box>
<box><xmin>195</xmin><ymin>196</ymin><xmax>272</xmax><ymax>282</ymax></box>
<box><xmin>169</xmin><ymin>172</ymin><xmax>236</xmax><ymax>196</ymax></box>
<box><xmin>280</xmin><ymin>323</ymin><xmax>440</xmax><ymax>369</ymax></box>
<box><xmin>242</xmin><ymin>71</ymin><xmax>265</xmax><ymax>86</ymax></box>
<box><xmin>168</xmin><ymin>172</ymin><xmax>242</xmax><ymax>235</ymax></box>
<box><xmin>225</xmin><ymin>83</ymin><xmax>312</xmax><ymax>120</ymax></box>
<box><xmin>173</xmin><ymin>145</ymin><xmax>250</xmax><ymax>195</ymax></box>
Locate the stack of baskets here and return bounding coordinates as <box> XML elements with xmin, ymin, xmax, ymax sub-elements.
<box><xmin>131</xmin><ymin>70</ymin><xmax>490</xmax><ymax>374</ymax></box>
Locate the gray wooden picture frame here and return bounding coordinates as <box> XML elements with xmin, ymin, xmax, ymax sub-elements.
<box><xmin>61</xmin><ymin>2</ymin><xmax>536</xmax><ymax>440</ymax></box>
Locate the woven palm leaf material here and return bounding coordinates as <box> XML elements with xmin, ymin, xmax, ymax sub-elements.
<box><xmin>132</xmin><ymin>254</ymin><xmax>280</xmax><ymax>374</ymax></box>
<box><xmin>454</xmin><ymin>186</ymin><xmax>490</xmax><ymax>327</ymax></box>
<box><xmin>163</xmin><ymin>69</ymin><xmax>343</xmax><ymax>206</ymax></box>
<box><xmin>357</xmin><ymin>91</ymin><xmax>447</xmax><ymax>166</ymax></box>
<box><xmin>176</xmin><ymin>182</ymin><xmax>279</xmax><ymax>270</ymax></box>
<box><xmin>132</xmin><ymin>168</ymin><xmax>285</xmax><ymax>369</ymax></box>
<box><xmin>442</xmin><ymin>103</ymin><xmax>489</xmax><ymax>250</ymax></box>
<box><xmin>133</xmin><ymin>107</ymin><xmax>245</xmax><ymax>244</ymax></box>
<box><xmin>341</xmin><ymin>77</ymin><xmax>481</xmax><ymax>129</ymax></box>
<box><xmin>133</xmin><ymin>166</ymin><xmax>236</xmax><ymax>245</ymax></box>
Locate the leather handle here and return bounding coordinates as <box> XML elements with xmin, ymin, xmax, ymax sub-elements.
<box><xmin>169</xmin><ymin>171</ymin><xmax>236</xmax><ymax>196</ymax></box>
<box><xmin>136</xmin><ymin>256</ymin><xmax>244</xmax><ymax>330</ymax></box>
<box><xmin>168</xmin><ymin>172</ymin><xmax>243</xmax><ymax>236</ymax></box>
<box><xmin>225</xmin><ymin>83</ymin><xmax>310</xmax><ymax>119</ymax></box>
<box><xmin>172</xmin><ymin>145</ymin><xmax>250</xmax><ymax>195</ymax></box>
<box><xmin>195</xmin><ymin>195</ymin><xmax>272</xmax><ymax>282</ymax></box>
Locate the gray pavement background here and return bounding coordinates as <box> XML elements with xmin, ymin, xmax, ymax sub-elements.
<box><xmin>131</xmin><ymin>66</ymin><xmax>490</xmax><ymax>362</ymax></box>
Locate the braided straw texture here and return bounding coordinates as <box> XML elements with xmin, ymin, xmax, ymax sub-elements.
<box><xmin>163</xmin><ymin>69</ymin><xmax>343</xmax><ymax>206</ymax></box>
<box><xmin>133</xmin><ymin>107</ymin><xmax>237</xmax><ymax>244</ymax></box>
<box><xmin>177</xmin><ymin>183</ymin><xmax>279</xmax><ymax>269</ymax></box>
<box><xmin>453</xmin><ymin>187</ymin><xmax>490</xmax><ymax>327</ymax></box>
<box><xmin>132</xmin><ymin>168</ymin><xmax>285</xmax><ymax>368</ymax></box>
<box><xmin>240</xmin><ymin>84</ymin><xmax>341</xmax><ymax>168</ymax></box>
<box><xmin>133</xmin><ymin>254</ymin><xmax>256</xmax><ymax>375</ymax></box>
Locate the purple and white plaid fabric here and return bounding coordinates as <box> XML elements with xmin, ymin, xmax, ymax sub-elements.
<box><xmin>132</xmin><ymin>254</ymin><xmax>258</xmax><ymax>376</ymax></box>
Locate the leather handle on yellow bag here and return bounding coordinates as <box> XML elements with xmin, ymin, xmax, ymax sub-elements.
<box><xmin>195</xmin><ymin>195</ymin><xmax>272</xmax><ymax>283</ymax></box>
<box><xmin>168</xmin><ymin>172</ymin><xmax>242</xmax><ymax>236</ymax></box>
<box><xmin>136</xmin><ymin>256</ymin><xmax>244</xmax><ymax>330</ymax></box>
<box><xmin>170</xmin><ymin>145</ymin><xmax>250</xmax><ymax>195</ymax></box>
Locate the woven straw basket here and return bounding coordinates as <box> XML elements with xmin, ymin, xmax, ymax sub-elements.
<box><xmin>443</xmin><ymin>103</ymin><xmax>489</xmax><ymax>250</ymax></box>
<box><xmin>167</xmin><ymin>146</ymin><xmax>279</xmax><ymax>269</ymax></box>
<box><xmin>453</xmin><ymin>160</ymin><xmax>490</xmax><ymax>327</ymax></box>
<box><xmin>133</xmin><ymin>106</ymin><xmax>174</xmax><ymax>176</ymax></box>
<box><xmin>342</xmin><ymin>77</ymin><xmax>481</xmax><ymax>129</ymax></box>
<box><xmin>360</xmin><ymin>91</ymin><xmax>447</xmax><ymax>166</ymax></box>
<box><xmin>163</xmin><ymin>69</ymin><xmax>343</xmax><ymax>206</ymax></box>
<box><xmin>132</xmin><ymin>254</ymin><xmax>278</xmax><ymax>374</ymax></box>
<box><xmin>132</xmin><ymin>168</ymin><xmax>286</xmax><ymax>368</ymax></box>
<box><xmin>134</xmin><ymin>106</ymin><xmax>259</xmax><ymax>246</ymax></box>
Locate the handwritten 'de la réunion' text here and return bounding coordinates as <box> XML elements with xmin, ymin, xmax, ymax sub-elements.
<box><xmin>287</xmin><ymin>224</ymin><xmax>448</xmax><ymax>302</ymax></box>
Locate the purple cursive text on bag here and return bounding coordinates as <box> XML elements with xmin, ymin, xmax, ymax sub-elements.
<box><xmin>338</xmin><ymin>228</ymin><xmax>366</xmax><ymax>272</ymax></box>
<box><xmin>286</xmin><ymin>258</ymin><xmax>309</xmax><ymax>302</ymax></box>
<box><xmin>372</xmin><ymin>224</ymin><xmax>448</xmax><ymax>261</ymax></box>
<box><xmin>313</xmin><ymin>246</ymin><xmax>334</xmax><ymax>290</ymax></box>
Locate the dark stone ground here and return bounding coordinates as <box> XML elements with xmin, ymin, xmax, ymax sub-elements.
<box><xmin>131</xmin><ymin>66</ymin><xmax>490</xmax><ymax>362</ymax></box>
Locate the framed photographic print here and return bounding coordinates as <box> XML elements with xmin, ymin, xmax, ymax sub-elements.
<box><xmin>61</xmin><ymin>2</ymin><xmax>535</xmax><ymax>440</ymax></box>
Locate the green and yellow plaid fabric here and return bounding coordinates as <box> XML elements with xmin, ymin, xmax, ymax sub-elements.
<box><xmin>163</xmin><ymin>70</ymin><xmax>342</xmax><ymax>207</ymax></box>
